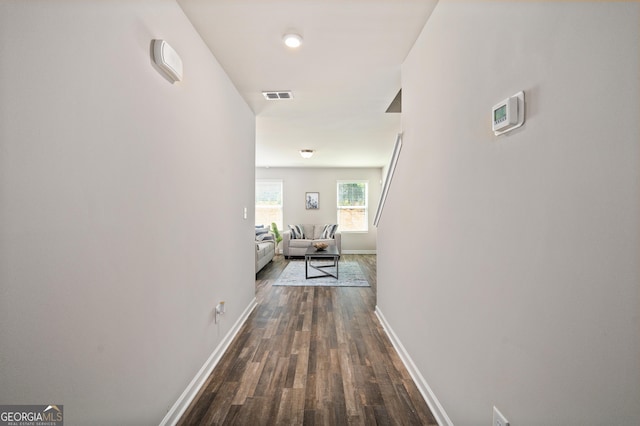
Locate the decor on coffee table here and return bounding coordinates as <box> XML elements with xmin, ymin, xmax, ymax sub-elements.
<box><xmin>305</xmin><ymin>192</ymin><xmax>319</xmax><ymax>209</ymax></box>
<box><xmin>313</xmin><ymin>242</ymin><xmax>328</xmax><ymax>251</ymax></box>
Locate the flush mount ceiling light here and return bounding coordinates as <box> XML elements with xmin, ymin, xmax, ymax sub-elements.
<box><xmin>299</xmin><ymin>149</ymin><xmax>314</xmax><ymax>159</ymax></box>
<box><xmin>283</xmin><ymin>33</ymin><xmax>303</xmax><ymax>48</ymax></box>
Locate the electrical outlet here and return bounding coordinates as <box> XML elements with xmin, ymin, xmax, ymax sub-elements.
<box><xmin>214</xmin><ymin>301</ymin><xmax>225</xmax><ymax>324</ymax></box>
<box><xmin>493</xmin><ymin>406</ymin><xmax>509</xmax><ymax>426</ymax></box>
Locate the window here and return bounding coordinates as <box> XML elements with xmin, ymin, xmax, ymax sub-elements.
<box><xmin>337</xmin><ymin>181</ymin><xmax>368</xmax><ymax>232</ymax></box>
<box><xmin>256</xmin><ymin>180</ymin><xmax>283</xmax><ymax>231</ymax></box>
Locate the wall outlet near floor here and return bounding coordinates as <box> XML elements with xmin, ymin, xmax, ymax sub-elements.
<box><xmin>493</xmin><ymin>406</ymin><xmax>510</xmax><ymax>426</ymax></box>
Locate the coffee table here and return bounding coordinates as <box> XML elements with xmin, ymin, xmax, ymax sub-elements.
<box><xmin>304</xmin><ymin>245</ymin><xmax>340</xmax><ymax>279</ymax></box>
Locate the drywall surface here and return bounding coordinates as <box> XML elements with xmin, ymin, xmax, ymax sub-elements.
<box><xmin>378</xmin><ymin>2</ymin><xmax>640</xmax><ymax>425</ymax></box>
<box><xmin>255</xmin><ymin>167</ymin><xmax>382</xmax><ymax>252</ymax></box>
<box><xmin>0</xmin><ymin>1</ymin><xmax>255</xmax><ymax>424</ymax></box>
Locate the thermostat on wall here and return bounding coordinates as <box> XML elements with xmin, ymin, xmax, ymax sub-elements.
<box><xmin>492</xmin><ymin>91</ymin><xmax>525</xmax><ymax>135</ymax></box>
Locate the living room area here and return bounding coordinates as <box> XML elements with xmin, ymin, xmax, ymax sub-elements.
<box><xmin>253</xmin><ymin>166</ymin><xmax>383</xmax><ymax>297</ymax></box>
<box><xmin>254</xmin><ymin>167</ymin><xmax>381</xmax><ymax>268</ymax></box>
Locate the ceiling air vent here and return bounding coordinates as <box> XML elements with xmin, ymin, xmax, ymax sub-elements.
<box><xmin>262</xmin><ymin>91</ymin><xmax>294</xmax><ymax>100</ymax></box>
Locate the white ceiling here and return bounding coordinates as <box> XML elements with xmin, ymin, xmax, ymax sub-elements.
<box><xmin>177</xmin><ymin>0</ymin><xmax>438</xmax><ymax>168</ymax></box>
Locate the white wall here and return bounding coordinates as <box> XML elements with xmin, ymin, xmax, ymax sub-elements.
<box><xmin>378</xmin><ymin>2</ymin><xmax>640</xmax><ymax>425</ymax></box>
<box><xmin>256</xmin><ymin>167</ymin><xmax>382</xmax><ymax>252</ymax></box>
<box><xmin>0</xmin><ymin>1</ymin><xmax>255</xmax><ymax>424</ymax></box>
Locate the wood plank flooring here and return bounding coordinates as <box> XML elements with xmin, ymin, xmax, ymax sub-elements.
<box><xmin>178</xmin><ymin>254</ymin><xmax>437</xmax><ymax>425</ymax></box>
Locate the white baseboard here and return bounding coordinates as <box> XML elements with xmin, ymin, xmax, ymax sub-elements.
<box><xmin>341</xmin><ymin>249</ymin><xmax>377</xmax><ymax>254</ymax></box>
<box><xmin>375</xmin><ymin>306</ymin><xmax>453</xmax><ymax>426</ymax></box>
<box><xmin>160</xmin><ymin>297</ymin><xmax>258</xmax><ymax>426</ymax></box>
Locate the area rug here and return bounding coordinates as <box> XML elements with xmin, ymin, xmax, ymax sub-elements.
<box><xmin>273</xmin><ymin>260</ymin><xmax>370</xmax><ymax>287</ymax></box>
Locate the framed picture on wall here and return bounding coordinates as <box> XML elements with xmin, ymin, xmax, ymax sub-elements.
<box><xmin>305</xmin><ymin>192</ymin><xmax>319</xmax><ymax>209</ymax></box>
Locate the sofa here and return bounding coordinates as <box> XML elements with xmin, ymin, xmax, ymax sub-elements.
<box><xmin>255</xmin><ymin>226</ymin><xmax>275</xmax><ymax>274</ymax></box>
<box><xmin>282</xmin><ymin>224</ymin><xmax>341</xmax><ymax>258</ymax></box>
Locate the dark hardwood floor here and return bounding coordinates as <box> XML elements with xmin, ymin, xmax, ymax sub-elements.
<box><xmin>178</xmin><ymin>254</ymin><xmax>437</xmax><ymax>425</ymax></box>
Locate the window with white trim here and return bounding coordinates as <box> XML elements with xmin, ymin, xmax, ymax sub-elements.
<box><xmin>337</xmin><ymin>181</ymin><xmax>368</xmax><ymax>232</ymax></box>
<box><xmin>255</xmin><ymin>180</ymin><xmax>283</xmax><ymax>231</ymax></box>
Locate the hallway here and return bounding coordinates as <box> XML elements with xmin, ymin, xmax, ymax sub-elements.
<box><xmin>178</xmin><ymin>255</ymin><xmax>437</xmax><ymax>425</ymax></box>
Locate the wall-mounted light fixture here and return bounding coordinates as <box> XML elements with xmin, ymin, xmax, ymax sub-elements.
<box><xmin>299</xmin><ymin>149</ymin><xmax>314</xmax><ymax>159</ymax></box>
<box><xmin>152</xmin><ymin>39</ymin><xmax>183</xmax><ymax>82</ymax></box>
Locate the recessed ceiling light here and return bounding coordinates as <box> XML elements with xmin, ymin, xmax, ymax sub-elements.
<box><xmin>283</xmin><ymin>33</ymin><xmax>303</xmax><ymax>48</ymax></box>
<box><xmin>299</xmin><ymin>149</ymin><xmax>314</xmax><ymax>159</ymax></box>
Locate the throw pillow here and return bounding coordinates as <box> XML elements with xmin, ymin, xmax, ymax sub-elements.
<box><xmin>321</xmin><ymin>224</ymin><xmax>338</xmax><ymax>239</ymax></box>
<box><xmin>288</xmin><ymin>224</ymin><xmax>305</xmax><ymax>239</ymax></box>
<box><xmin>256</xmin><ymin>227</ymin><xmax>269</xmax><ymax>236</ymax></box>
